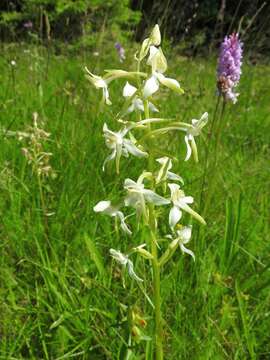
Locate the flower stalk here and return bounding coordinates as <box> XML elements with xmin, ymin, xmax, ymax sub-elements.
<box><xmin>90</xmin><ymin>24</ymin><xmax>207</xmax><ymax>359</ymax></box>
<box><xmin>144</xmin><ymin>99</ymin><xmax>164</xmax><ymax>359</ymax></box>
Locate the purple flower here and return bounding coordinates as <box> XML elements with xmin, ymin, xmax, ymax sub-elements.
<box><xmin>23</xmin><ymin>21</ymin><xmax>33</xmax><ymax>29</ymax></box>
<box><xmin>217</xmin><ymin>33</ymin><xmax>243</xmax><ymax>103</ymax></box>
<box><xmin>115</xmin><ymin>42</ymin><xmax>126</xmax><ymax>63</ymax></box>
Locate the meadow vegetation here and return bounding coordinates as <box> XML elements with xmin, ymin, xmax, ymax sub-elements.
<box><xmin>0</xmin><ymin>41</ymin><xmax>269</xmax><ymax>359</ymax></box>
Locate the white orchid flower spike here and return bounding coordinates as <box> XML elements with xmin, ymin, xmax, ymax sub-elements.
<box><xmin>156</xmin><ymin>157</ymin><xmax>184</xmax><ymax>184</ymax></box>
<box><xmin>184</xmin><ymin>112</ymin><xmax>208</xmax><ymax>162</ymax></box>
<box><xmin>123</xmin><ymin>82</ymin><xmax>159</xmax><ymax>114</ymax></box>
<box><xmin>103</xmin><ymin>123</ymin><xmax>148</xmax><ymax>173</ymax></box>
<box><xmin>93</xmin><ymin>200</ymin><xmax>132</xmax><ymax>235</ymax></box>
<box><xmin>168</xmin><ymin>183</ymin><xmax>206</xmax><ymax>228</ymax></box>
<box><xmin>167</xmin><ymin>226</ymin><xmax>195</xmax><ymax>261</ymax></box>
<box><xmin>143</xmin><ymin>46</ymin><xmax>184</xmax><ymax>98</ymax></box>
<box><xmin>124</xmin><ymin>174</ymin><xmax>170</xmax><ymax>220</ymax></box>
<box><xmin>109</xmin><ymin>249</ymin><xmax>143</xmax><ymax>282</ymax></box>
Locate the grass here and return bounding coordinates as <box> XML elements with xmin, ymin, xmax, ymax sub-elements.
<box><xmin>0</xmin><ymin>42</ymin><xmax>269</xmax><ymax>359</ymax></box>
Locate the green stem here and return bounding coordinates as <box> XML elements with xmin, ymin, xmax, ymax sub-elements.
<box><xmin>202</xmin><ymin>98</ymin><xmax>226</xmax><ymax>217</ymax></box>
<box><xmin>143</xmin><ymin>99</ymin><xmax>163</xmax><ymax>360</ymax></box>
<box><xmin>199</xmin><ymin>95</ymin><xmax>221</xmax><ymax>213</ymax></box>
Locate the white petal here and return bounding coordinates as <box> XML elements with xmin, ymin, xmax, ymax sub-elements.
<box><xmin>147</xmin><ymin>48</ymin><xmax>167</xmax><ymax>73</ymax></box>
<box><xmin>123</xmin><ymin>82</ymin><xmax>137</xmax><ymax>97</ymax></box>
<box><xmin>146</xmin><ymin>46</ymin><xmax>159</xmax><ymax>66</ymax></box>
<box><xmin>143</xmin><ymin>189</ymin><xmax>170</xmax><ymax>205</ymax></box>
<box><xmin>177</xmin><ymin>226</ymin><xmax>192</xmax><ymax>243</ymax></box>
<box><xmin>179</xmin><ymin>202</ymin><xmax>206</xmax><ymax>225</ymax></box>
<box><xmin>124</xmin><ymin>178</ymin><xmax>138</xmax><ymax>189</ymax></box>
<box><xmin>109</xmin><ymin>249</ymin><xmax>128</xmax><ymax>266</ymax></box>
<box><xmin>123</xmin><ymin>139</ymin><xmax>148</xmax><ymax>158</ymax></box>
<box><xmin>167</xmin><ymin>171</ymin><xmax>184</xmax><ymax>184</ymax></box>
<box><xmin>156</xmin><ymin>73</ymin><xmax>183</xmax><ymax>93</ymax></box>
<box><xmin>93</xmin><ymin>200</ymin><xmax>111</xmax><ymax>212</ymax></box>
<box><xmin>102</xmin><ymin>149</ymin><xmax>116</xmax><ymax>171</ymax></box>
<box><xmin>126</xmin><ymin>103</ymin><xmax>135</xmax><ymax>114</ymax></box>
<box><xmin>168</xmin><ymin>183</ymin><xmax>180</xmax><ymax>196</ymax></box>
<box><xmin>127</xmin><ymin>260</ymin><xmax>143</xmax><ymax>281</ymax></box>
<box><xmin>150</xmin><ymin>24</ymin><xmax>161</xmax><ymax>46</ymax></box>
<box><xmin>133</xmin><ymin>98</ymin><xmax>145</xmax><ymax>112</ymax></box>
<box><xmin>180</xmin><ymin>244</ymin><xmax>195</xmax><ymax>261</ymax></box>
<box><xmin>143</xmin><ymin>76</ymin><xmax>159</xmax><ymax>98</ymax></box>
<box><xmin>169</xmin><ymin>205</ymin><xmax>182</xmax><ymax>228</ymax></box>
<box><xmin>181</xmin><ymin>196</ymin><xmax>194</xmax><ymax>204</ymax></box>
<box><xmin>184</xmin><ymin>135</ymin><xmax>192</xmax><ymax>161</ymax></box>
<box><xmin>139</xmin><ymin>37</ymin><xmax>151</xmax><ymax>60</ymax></box>
<box><xmin>117</xmin><ymin>211</ymin><xmax>132</xmax><ymax>235</ymax></box>
<box><xmin>103</xmin><ymin>86</ymin><xmax>111</xmax><ymax>105</ymax></box>
<box><xmin>124</xmin><ymin>193</ymin><xmax>140</xmax><ymax>208</ymax></box>
<box><xmin>149</xmin><ymin>102</ymin><xmax>159</xmax><ymax>112</ymax></box>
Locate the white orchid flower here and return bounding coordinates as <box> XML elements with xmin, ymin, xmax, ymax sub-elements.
<box><xmin>109</xmin><ymin>249</ymin><xmax>143</xmax><ymax>282</ymax></box>
<box><xmin>85</xmin><ymin>68</ymin><xmax>112</xmax><ymax>105</ymax></box>
<box><xmin>123</xmin><ymin>82</ymin><xmax>159</xmax><ymax>114</ymax></box>
<box><xmin>124</xmin><ymin>175</ymin><xmax>170</xmax><ymax>220</ymax></box>
<box><xmin>103</xmin><ymin>123</ymin><xmax>148</xmax><ymax>173</ymax></box>
<box><xmin>94</xmin><ymin>200</ymin><xmax>132</xmax><ymax>235</ymax></box>
<box><xmin>156</xmin><ymin>157</ymin><xmax>184</xmax><ymax>184</ymax></box>
<box><xmin>184</xmin><ymin>112</ymin><xmax>208</xmax><ymax>162</ymax></box>
<box><xmin>168</xmin><ymin>183</ymin><xmax>206</xmax><ymax>228</ymax></box>
<box><xmin>167</xmin><ymin>226</ymin><xmax>195</xmax><ymax>261</ymax></box>
<box><xmin>143</xmin><ymin>46</ymin><xmax>184</xmax><ymax>98</ymax></box>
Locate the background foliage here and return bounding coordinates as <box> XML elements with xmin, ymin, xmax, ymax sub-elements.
<box><xmin>1</xmin><ymin>0</ymin><xmax>270</xmax><ymax>56</ymax></box>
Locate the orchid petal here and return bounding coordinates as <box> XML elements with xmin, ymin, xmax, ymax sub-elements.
<box><xmin>143</xmin><ymin>76</ymin><xmax>159</xmax><ymax>98</ymax></box>
<box><xmin>93</xmin><ymin>200</ymin><xmax>111</xmax><ymax>213</ymax></box>
<box><xmin>102</xmin><ymin>149</ymin><xmax>116</xmax><ymax>171</ymax></box>
<box><xmin>123</xmin><ymin>139</ymin><xmax>148</xmax><ymax>158</ymax></box>
<box><xmin>156</xmin><ymin>73</ymin><xmax>183</xmax><ymax>94</ymax></box>
<box><xmin>180</xmin><ymin>243</ymin><xmax>195</xmax><ymax>261</ymax></box>
<box><xmin>143</xmin><ymin>189</ymin><xmax>170</xmax><ymax>205</ymax></box>
<box><xmin>179</xmin><ymin>202</ymin><xmax>206</xmax><ymax>225</ymax></box>
<box><xmin>168</xmin><ymin>183</ymin><xmax>181</xmax><ymax>196</ymax></box>
<box><xmin>177</xmin><ymin>226</ymin><xmax>192</xmax><ymax>243</ymax></box>
<box><xmin>123</xmin><ymin>82</ymin><xmax>137</xmax><ymax>97</ymax></box>
<box><xmin>127</xmin><ymin>260</ymin><xmax>143</xmax><ymax>281</ymax></box>
<box><xmin>133</xmin><ymin>98</ymin><xmax>145</xmax><ymax>112</ymax></box>
<box><xmin>149</xmin><ymin>102</ymin><xmax>159</xmax><ymax>112</ymax></box>
<box><xmin>167</xmin><ymin>171</ymin><xmax>184</xmax><ymax>184</ymax></box>
<box><xmin>117</xmin><ymin>211</ymin><xmax>132</xmax><ymax>236</ymax></box>
<box><xmin>184</xmin><ymin>135</ymin><xmax>192</xmax><ymax>161</ymax></box>
<box><xmin>150</xmin><ymin>24</ymin><xmax>161</xmax><ymax>46</ymax></box>
<box><xmin>169</xmin><ymin>205</ymin><xmax>182</xmax><ymax>228</ymax></box>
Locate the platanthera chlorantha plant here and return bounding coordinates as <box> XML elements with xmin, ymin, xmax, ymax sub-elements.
<box><xmin>88</xmin><ymin>25</ymin><xmax>208</xmax><ymax>359</ymax></box>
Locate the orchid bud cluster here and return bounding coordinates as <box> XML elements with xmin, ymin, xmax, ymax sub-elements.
<box><xmin>88</xmin><ymin>24</ymin><xmax>208</xmax><ymax>355</ymax></box>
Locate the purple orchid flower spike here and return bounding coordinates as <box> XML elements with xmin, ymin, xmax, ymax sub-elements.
<box><xmin>115</xmin><ymin>42</ymin><xmax>126</xmax><ymax>63</ymax></box>
<box><xmin>217</xmin><ymin>33</ymin><xmax>243</xmax><ymax>104</ymax></box>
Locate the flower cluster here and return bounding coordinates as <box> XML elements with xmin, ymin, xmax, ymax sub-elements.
<box><xmin>217</xmin><ymin>33</ymin><xmax>243</xmax><ymax>103</ymax></box>
<box><xmin>18</xmin><ymin>112</ymin><xmax>56</xmax><ymax>178</ymax></box>
<box><xmin>87</xmin><ymin>24</ymin><xmax>208</xmax><ymax>288</ymax></box>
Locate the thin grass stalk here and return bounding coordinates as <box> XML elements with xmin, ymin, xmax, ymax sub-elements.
<box><xmin>199</xmin><ymin>94</ymin><xmax>221</xmax><ymax>213</ymax></box>
<box><xmin>202</xmin><ymin>98</ymin><xmax>226</xmax><ymax>217</ymax></box>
